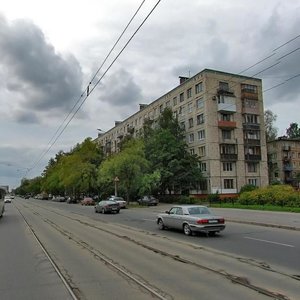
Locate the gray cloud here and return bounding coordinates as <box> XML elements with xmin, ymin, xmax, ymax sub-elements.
<box><xmin>0</xmin><ymin>16</ymin><xmax>83</xmax><ymax>120</ymax></box>
<box><xmin>97</xmin><ymin>68</ymin><xmax>143</xmax><ymax>109</ymax></box>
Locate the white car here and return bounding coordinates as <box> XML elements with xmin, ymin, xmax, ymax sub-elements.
<box><xmin>157</xmin><ymin>205</ymin><xmax>225</xmax><ymax>236</ymax></box>
<box><xmin>107</xmin><ymin>196</ymin><xmax>127</xmax><ymax>208</ymax></box>
<box><xmin>4</xmin><ymin>196</ymin><xmax>12</xmax><ymax>203</ymax></box>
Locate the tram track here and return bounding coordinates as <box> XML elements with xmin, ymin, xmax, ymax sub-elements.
<box><xmin>14</xmin><ymin>199</ymin><xmax>299</xmax><ymax>300</ymax></box>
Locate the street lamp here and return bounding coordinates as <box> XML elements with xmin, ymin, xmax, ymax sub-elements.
<box><xmin>114</xmin><ymin>177</ymin><xmax>119</xmax><ymax>196</ymax></box>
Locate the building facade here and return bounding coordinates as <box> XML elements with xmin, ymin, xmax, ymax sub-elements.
<box><xmin>96</xmin><ymin>69</ymin><xmax>269</xmax><ymax>195</ymax></box>
<box><xmin>267</xmin><ymin>137</ymin><xmax>300</xmax><ymax>186</ymax></box>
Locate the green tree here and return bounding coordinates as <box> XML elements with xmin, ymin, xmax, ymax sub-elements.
<box><xmin>286</xmin><ymin>123</ymin><xmax>300</xmax><ymax>138</ymax></box>
<box><xmin>97</xmin><ymin>139</ymin><xmax>148</xmax><ymax>201</ymax></box>
<box><xmin>143</xmin><ymin>108</ymin><xmax>202</xmax><ymax>195</ymax></box>
<box><xmin>264</xmin><ymin>110</ymin><xmax>278</xmax><ymax>141</ymax></box>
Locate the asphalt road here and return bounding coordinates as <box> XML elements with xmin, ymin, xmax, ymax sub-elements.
<box><xmin>1</xmin><ymin>198</ymin><xmax>300</xmax><ymax>300</ymax></box>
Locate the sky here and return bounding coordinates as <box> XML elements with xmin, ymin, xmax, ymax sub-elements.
<box><xmin>0</xmin><ymin>0</ymin><xmax>299</xmax><ymax>189</ymax></box>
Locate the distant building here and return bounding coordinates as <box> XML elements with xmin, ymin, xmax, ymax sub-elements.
<box><xmin>0</xmin><ymin>185</ymin><xmax>9</xmax><ymax>193</ymax></box>
<box><xmin>96</xmin><ymin>68</ymin><xmax>269</xmax><ymax>196</ymax></box>
<box><xmin>267</xmin><ymin>137</ymin><xmax>300</xmax><ymax>186</ymax></box>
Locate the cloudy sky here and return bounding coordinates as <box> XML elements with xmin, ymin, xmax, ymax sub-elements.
<box><xmin>0</xmin><ymin>0</ymin><xmax>299</xmax><ymax>189</ymax></box>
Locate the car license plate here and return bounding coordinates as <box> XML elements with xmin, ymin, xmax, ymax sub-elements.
<box><xmin>209</xmin><ymin>220</ymin><xmax>218</xmax><ymax>223</ymax></box>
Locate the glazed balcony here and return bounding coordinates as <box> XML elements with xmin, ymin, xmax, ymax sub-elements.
<box><xmin>243</xmin><ymin>123</ymin><xmax>260</xmax><ymax>130</ymax></box>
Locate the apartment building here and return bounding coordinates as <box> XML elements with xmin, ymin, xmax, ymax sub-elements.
<box><xmin>96</xmin><ymin>69</ymin><xmax>269</xmax><ymax>195</ymax></box>
<box><xmin>268</xmin><ymin>137</ymin><xmax>300</xmax><ymax>186</ymax></box>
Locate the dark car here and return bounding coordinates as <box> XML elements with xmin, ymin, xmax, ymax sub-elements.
<box><xmin>95</xmin><ymin>200</ymin><xmax>120</xmax><ymax>214</ymax></box>
<box><xmin>137</xmin><ymin>195</ymin><xmax>159</xmax><ymax>206</ymax></box>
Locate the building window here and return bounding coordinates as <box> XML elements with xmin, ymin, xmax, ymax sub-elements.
<box><xmin>248</xmin><ymin>178</ymin><xmax>258</xmax><ymax>186</ymax></box>
<box><xmin>219</xmin><ymin>81</ymin><xmax>229</xmax><ymax>92</ymax></box>
<box><xmin>173</xmin><ymin>96</ymin><xmax>177</xmax><ymax>106</ymax></box>
<box><xmin>196</xmin><ymin>113</ymin><xmax>204</xmax><ymax>125</ymax></box>
<box><xmin>189</xmin><ymin>133</ymin><xmax>194</xmax><ymax>143</ymax></box>
<box><xmin>188</xmin><ymin>102</ymin><xmax>193</xmax><ymax>113</ymax></box>
<box><xmin>187</xmin><ymin>88</ymin><xmax>192</xmax><ymax>98</ymax></box>
<box><xmin>244</xmin><ymin>131</ymin><xmax>260</xmax><ymax>140</ymax></box>
<box><xmin>221</xmin><ymin>144</ymin><xmax>236</xmax><ymax>154</ymax></box>
<box><xmin>188</xmin><ymin>118</ymin><xmax>194</xmax><ymax>128</ymax></box>
<box><xmin>243</xmin><ymin>99</ymin><xmax>258</xmax><ymax>108</ymax></box>
<box><xmin>159</xmin><ymin>104</ymin><xmax>163</xmax><ymax>113</ymax></box>
<box><xmin>224</xmin><ymin>179</ymin><xmax>234</xmax><ymax>189</ymax></box>
<box><xmin>241</xmin><ymin>84</ymin><xmax>257</xmax><ymax>93</ymax></box>
<box><xmin>196</xmin><ymin>97</ymin><xmax>204</xmax><ymax>109</ymax></box>
<box><xmin>221</xmin><ymin>113</ymin><xmax>231</xmax><ymax>121</ymax></box>
<box><xmin>244</xmin><ymin>114</ymin><xmax>259</xmax><ymax>124</ymax></box>
<box><xmin>180</xmin><ymin>92</ymin><xmax>184</xmax><ymax>102</ymax></box>
<box><xmin>198</xmin><ymin>130</ymin><xmax>205</xmax><ymax>140</ymax></box>
<box><xmin>166</xmin><ymin>100</ymin><xmax>170</xmax><ymax>107</ymax></box>
<box><xmin>222</xmin><ymin>130</ymin><xmax>232</xmax><ymax>140</ymax></box>
<box><xmin>179</xmin><ymin>105</ymin><xmax>185</xmax><ymax>115</ymax></box>
<box><xmin>190</xmin><ymin>148</ymin><xmax>195</xmax><ymax>155</ymax></box>
<box><xmin>223</xmin><ymin>162</ymin><xmax>233</xmax><ymax>171</ymax></box>
<box><xmin>247</xmin><ymin>163</ymin><xmax>258</xmax><ymax>172</ymax></box>
<box><xmin>198</xmin><ymin>146</ymin><xmax>206</xmax><ymax>157</ymax></box>
<box><xmin>199</xmin><ymin>162</ymin><xmax>206</xmax><ymax>172</ymax></box>
<box><xmin>195</xmin><ymin>82</ymin><xmax>203</xmax><ymax>94</ymax></box>
<box><xmin>180</xmin><ymin>121</ymin><xmax>185</xmax><ymax>130</ymax></box>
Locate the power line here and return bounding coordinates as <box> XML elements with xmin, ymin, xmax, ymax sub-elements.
<box><xmin>26</xmin><ymin>0</ymin><xmax>162</xmax><ymax>176</ymax></box>
<box><xmin>30</xmin><ymin>0</ymin><xmax>147</xmax><ymax>172</ymax></box>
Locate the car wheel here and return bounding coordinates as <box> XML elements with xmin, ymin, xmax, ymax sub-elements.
<box><xmin>158</xmin><ymin>218</ymin><xmax>165</xmax><ymax>230</ymax></box>
<box><xmin>95</xmin><ymin>207</ymin><xmax>98</xmax><ymax>213</ymax></box>
<box><xmin>183</xmin><ymin>224</ymin><xmax>192</xmax><ymax>236</ymax></box>
<box><xmin>117</xmin><ymin>210</ymin><xmax>120</xmax><ymax>213</ymax></box>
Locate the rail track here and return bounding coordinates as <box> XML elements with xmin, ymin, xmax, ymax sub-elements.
<box><xmin>14</xmin><ymin>199</ymin><xmax>299</xmax><ymax>300</ymax></box>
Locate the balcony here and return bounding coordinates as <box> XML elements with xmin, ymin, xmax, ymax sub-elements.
<box><xmin>244</xmin><ymin>139</ymin><xmax>261</xmax><ymax>146</ymax></box>
<box><xmin>283</xmin><ymin>165</ymin><xmax>293</xmax><ymax>171</ymax></box>
<box><xmin>220</xmin><ymin>154</ymin><xmax>238</xmax><ymax>161</ymax></box>
<box><xmin>241</xmin><ymin>91</ymin><xmax>258</xmax><ymax>100</ymax></box>
<box><xmin>243</xmin><ymin>123</ymin><xmax>260</xmax><ymax>130</ymax></box>
<box><xmin>245</xmin><ymin>154</ymin><xmax>261</xmax><ymax>161</ymax></box>
<box><xmin>217</xmin><ymin>87</ymin><xmax>235</xmax><ymax>96</ymax></box>
<box><xmin>282</xmin><ymin>145</ymin><xmax>291</xmax><ymax>151</ymax></box>
<box><xmin>218</xmin><ymin>120</ymin><xmax>236</xmax><ymax>128</ymax></box>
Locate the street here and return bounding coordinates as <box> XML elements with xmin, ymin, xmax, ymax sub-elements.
<box><xmin>1</xmin><ymin>197</ymin><xmax>299</xmax><ymax>300</ymax></box>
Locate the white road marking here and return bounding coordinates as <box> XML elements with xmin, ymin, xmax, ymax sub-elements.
<box><xmin>244</xmin><ymin>236</ymin><xmax>294</xmax><ymax>248</ymax></box>
<box><xmin>142</xmin><ymin>218</ymin><xmax>155</xmax><ymax>222</ymax></box>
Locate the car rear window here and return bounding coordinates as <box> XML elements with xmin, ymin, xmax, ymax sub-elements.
<box><xmin>188</xmin><ymin>207</ymin><xmax>210</xmax><ymax>215</ymax></box>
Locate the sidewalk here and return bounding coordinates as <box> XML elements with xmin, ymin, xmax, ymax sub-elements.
<box><xmin>152</xmin><ymin>204</ymin><xmax>300</xmax><ymax>231</ymax></box>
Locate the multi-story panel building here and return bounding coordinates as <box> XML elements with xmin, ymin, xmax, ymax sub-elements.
<box><xmin>267</xmin><ymin>137</ymin><xmax>300</xmax><ymax>186</ymax></box>
<box><xmin>96</xmin><ymin>69</ymin><xmax>269</xmax><ymax>195</ymax></box>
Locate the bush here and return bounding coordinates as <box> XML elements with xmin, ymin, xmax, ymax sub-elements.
<box><xmin>207</xmin><ymin>192</ymin><xmax>220</xmax><ymax>204</ymax></box>
<box><xmin>240</xmin><ymin>184</ymin><xmax>258</xmax><ymax>194</ymax></box>
<box><xmin>238</xmin><ymin>185</ymin><xmax>299</xmax><ymax>207</ymax></box>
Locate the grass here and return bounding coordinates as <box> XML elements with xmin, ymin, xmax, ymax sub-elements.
<box><xmin>209</xmin><ymin>202</ymin><xmax>300</xmax><ymax>213</ymax></box>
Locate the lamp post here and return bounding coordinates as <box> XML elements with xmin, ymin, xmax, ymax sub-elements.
<box><xmin>114</xmin><ymin>177</ymin><xmax>119</xmax><ymax>196</ymax></box>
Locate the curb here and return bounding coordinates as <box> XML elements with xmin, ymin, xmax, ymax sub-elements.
<box><xmin>227</xmin><ymin>219</ymin><xmax>300</xmax><ymax>231</ymax></box>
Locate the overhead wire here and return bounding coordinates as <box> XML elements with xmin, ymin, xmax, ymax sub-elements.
<box><xmin>26</xmin><ymin>0</ymin><xmax>161</xmax><ymax>177</ymax></box>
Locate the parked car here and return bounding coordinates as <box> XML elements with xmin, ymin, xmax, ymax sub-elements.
<box><xmin>137</xmin><ymin>195</ymin><xmax>159</xmax><ymax>206</ymax></box>
<box><xmin>95</xmin><ymin>200</ymin><xmax>120</xmax><ymax>214</ymax></box>
<box><xmin>4</xmin><ymin>195</ymin><xmax>12</xmax><ymax>203</ymax></box>
<box><xmin>0</xmin><ymin>188</ymin><xmax>5</xmax><ymax>217</ymax></box>
<box><xmin>157</xmin><ymin>205</ymin><xmax>225</xmax><ymax>236</ymax></box>
<box><xmin>66</xmin><ymin>196</ymin><xmax>78</xmax><ymax>204</ymax></box>
<box><xmin>81</xmin><ymin>197</ymin><xmax>95</xmax><ymax>206</ymax></box>
<box><xmin>52</xmin><ymin>195</ymin><xmax>66</xmax><ymax>202</ymax></box>
<box><xmin>107</xmin><ymin>196</ymin><xmax>127</xmax><ymax>208</ymax></box>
